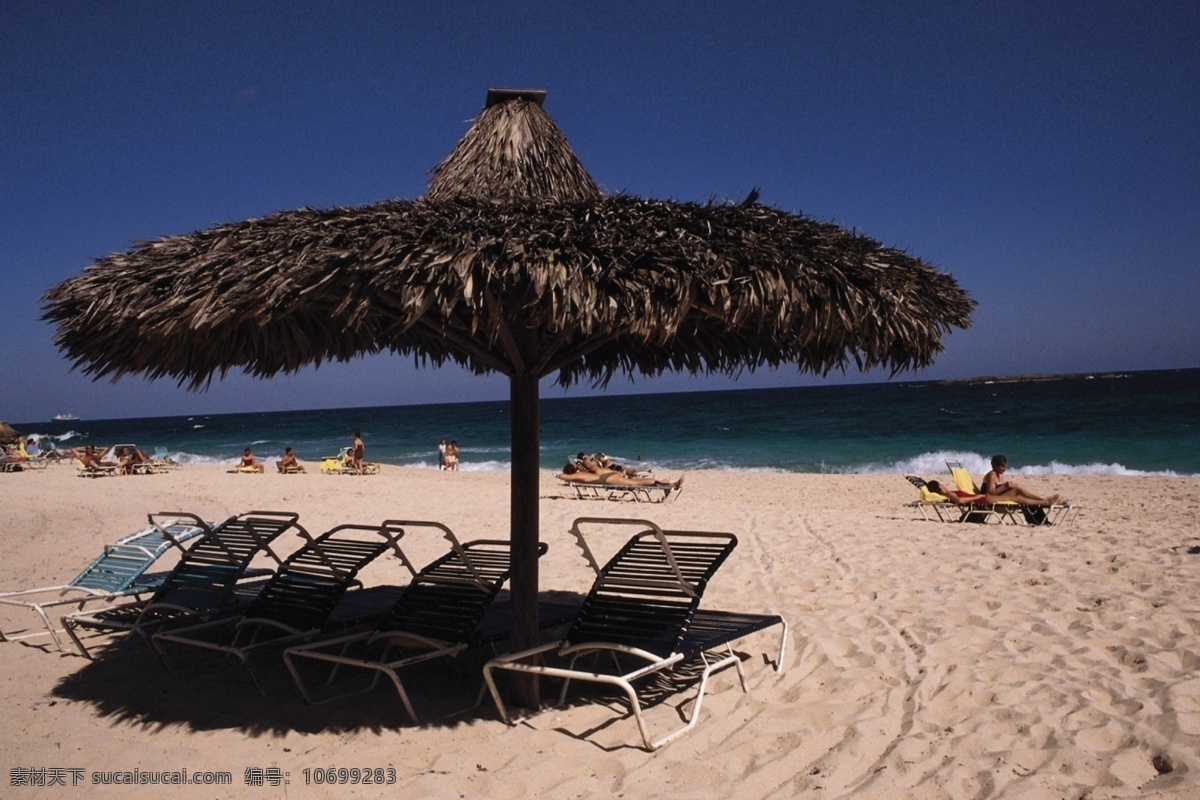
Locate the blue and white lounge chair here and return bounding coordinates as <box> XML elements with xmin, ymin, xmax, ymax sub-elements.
<box><xmin>61</xmin><ymin>510</ymin><xmax>302</xmax><ymax>658</ymax></box>
<box><xmin>0</xmin><ymin>514</ymin><xmax>208</xmax><ymax>652</ymax></box>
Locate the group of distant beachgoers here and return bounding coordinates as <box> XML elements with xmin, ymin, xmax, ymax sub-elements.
<box><xmin>229</xmin><ymin>434</ymin><xmax>464</xmax><ymax>475</ymax></box>
<box><xmin>0</xmin><ymin>439</ymin><xmax>184</xmax><ymax>476</ymax></box>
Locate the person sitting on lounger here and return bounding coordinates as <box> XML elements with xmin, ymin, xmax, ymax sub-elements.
<box><xmin>561</xmin><ymin>461</ymin><xmax>684</xmax><ymax>490</ymax></box>
<box><xmin>70</xmin><ymin>445</ymin><xmax>116</xmax><ymax>470</ymax></box>
<box><xmin>277</xmin><ymin>447</ymin><xmax>306</xmax><ymax>473</ymax></box>
<box><xmin>236</xmin><ymin>447</ymin><xmax>265</xmax><ymax>474</ymax></box>
<box><xmin>117</xmin><ymin>446</ymin><xmax>153</xmax><ymax>474</ymax></box>
<box><xmin>981</xmin><ymin>455</ymin><xmax>1066</xmax><ymax>505</ymax></box>
<box><xmin>575</xmin><ymin>453</ymin><xmax>628</xmax><ymax>478</ymax></box>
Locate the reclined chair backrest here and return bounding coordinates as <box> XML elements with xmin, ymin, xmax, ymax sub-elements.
<box><xmin>565</xmin><ymin>517</ymin><xmax>737</xmax><ymax>658</ymax></box>
<box><xmin>237</xmin><ymin>522</ymin><xmax>404</xmax><ymax>632</ymax></box>
<box><xmin>146</xmin><ymin>511</ymin><xmax>301</xmax><ymax>611</ymax></box>
<box><xmin>68</xmin><ymin>515</ymin><xmax>207</xmax><ymax>594</ymax></box>
<box><xmin>945</xmin><ymin>460</ymin><xmax>981</xmax><ymax>494</ymax></box>
<box><xmin>374</xmin><ymin>525</ymin><xmax>543</xmax><ymax>644</ymax></box>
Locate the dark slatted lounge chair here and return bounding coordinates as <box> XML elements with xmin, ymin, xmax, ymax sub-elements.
<box><xmin>283</xmin><ymin>520</ymin><xmax>553</xmax><ymax>721</ymax></box>
<box><xmin>483</xmin><ymin>517</ymin><xmax>788</xmax><ymax>751</ymax></box>
<box><xmin>152</xmin><ymin>522</ymin><xmax>406</xmax><ymax>695</ymax></box>
<box><xmin>0</xmin><ymin>514</ymin><xmax>208</xmax><ymax>652</ymax></box>
<box><xmin>61</xmin><ymin>510</ymin><xmax>302</xmax><ymax>658</ymax></box>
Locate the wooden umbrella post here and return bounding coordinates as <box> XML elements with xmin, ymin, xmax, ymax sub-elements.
<box><xmin>508</xmin><ymin>372</ymin><xmax>541</xmax><ymax>709</ymax></box>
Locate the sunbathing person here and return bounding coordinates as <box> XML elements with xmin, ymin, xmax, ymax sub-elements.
<box><xmin>575</xmin><ymin>453</ymin><xmax>638</xmax><ymax>478</ymax></box>
<box><xmin>923</xmin><ymin>480</ymin><xmax>986</xmax><ymax>505</ymax></box>
<box><xmin>277</xmin><ymin>447</ymin><xmax>306</xmax><ymax>473</ymax></box>
<box><xmin>981</xmin><ymin>455</ymin><xmax>1066</xmax><ymax>505</ymax></box>
<box><xmin>234</xmin><ymin>447</ymin><xmax>265</xmax><ymax>474</ymax></box>
<box><xmin>590</xmin><ymin>452</ymin><xmax>644</xmax><ymax>478</ymax></box>
<box><xmin>69</xmin><ymin>445</ymin><xmax>116</xmax><ymax>470</ymax></box>
<box><xmin>561</xmin><ymin>462</ymin><xmax>684</xmax><ymax>489</ymax></box>
<box><xmin>117</xmin><ymin>447</ymin><xmax>144</xmax><ymax>475</ymax></box>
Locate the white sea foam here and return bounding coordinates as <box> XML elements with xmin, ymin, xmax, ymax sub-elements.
<box><xmin>862</xmin><ymin>451</ymin><xmax>1194</xmax><ymax>479</ymax></box>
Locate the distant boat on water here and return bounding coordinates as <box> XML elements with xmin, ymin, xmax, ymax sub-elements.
<box><xmin>53</xmin><ymin>413</ymin><xmax>79</xmax><ymax>422</ymax></box>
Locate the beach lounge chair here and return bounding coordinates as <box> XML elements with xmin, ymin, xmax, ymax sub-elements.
<box><xmin>152</xmin><ymin>522</ymin><xmax>407</xmax><ymax>695</ymax></box>
<box><xmin>61</xmin><ymin>510</ymin><xmax>302</xmax><ymax>658</ymax></box>
<box><xmin>319</xmin><ymin>448</ymin><xmax>381</xmax><ymax>475</ymax></box>
<box><xmin>904</xmin><ymin>475</ymin><xmax>960</xmax><ymax>522</ymax></box>
<box><xmin>941</xmin><ymin>460</ymin><xmax>1012</xmax><ymax>524</ymax></box>
<box><xmin>0</xmin><ymin>515</ymin><xmax>208</xmax><ymax>652</ymax></box>
<box><xmin>558</xmin><ymin>478</ymin><xmax>682</xmax><ymax>504</ymax></box>
<box><xmin>483</xmin><ymin>517</ymin><xmax>788</xmax><ymax>751</ymax></box>
<box><xmin>16</xmin><ymin>441</ymin><xmax>49</xmax><ymax>470</ymax></box>
<box><xmin>283</xmin><ymin>520</ymin><xmax>552</xmax><ymax>721</ymax></box>
<box><xmin>945</xmin><ymin>460</ymin><xmax>1077</xmax><ymax>525</ymax></box>
<box><xmin>74</xmin><ymin>458</ymin><xmax>118</xmax><ymax>478</ymax></box>
<box><xmin>151</xmin><ymin>447</ymin><xmax>180</xmax><ymax>470</ymax></box>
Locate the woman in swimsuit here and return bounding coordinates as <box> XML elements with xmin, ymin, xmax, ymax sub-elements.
<box><xmin>232</xmin><ymin>447</ymin><xmax>265</xmax><ymax>474</ymax></box>
<box><xmin>981</xmin><ymin>455</ymin><xmax>1065</xmax><ymax>505</ymax></box>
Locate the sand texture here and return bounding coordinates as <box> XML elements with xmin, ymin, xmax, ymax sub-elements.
<box><xmin>1</xmin><ymin>465</ymin><xmax>1198</xmax><ymax>798</ymax></box>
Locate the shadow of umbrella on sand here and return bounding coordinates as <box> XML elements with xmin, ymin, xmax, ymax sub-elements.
<box><xmin>43</xmin><ymin>87</ymin><xmax>974</xmax><ymax>704</ymax></box>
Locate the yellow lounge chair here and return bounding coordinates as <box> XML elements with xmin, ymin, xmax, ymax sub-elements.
<box><xmin>946</xmin><ymin>460</ymin><xmax>1077</xmax><ymax>526</ymax></box>
<box><xmin>75</xmin><ymin>458</ymin><xmax>118</xmax><ymax>478</ymax></box>
<box><xmin>905</xmin><ymin>476</ymin><xmax>958</xmax><ymax>522</ymax></box>
<box><xmin>319</xmin><ymin>447</ymin><xmax>380</xmax><ymax>475</ymax></box>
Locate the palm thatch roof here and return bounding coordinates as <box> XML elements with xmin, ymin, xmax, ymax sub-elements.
<box><xmin>43</xmin><ymin>93</ymin><xmax>971</xmax><ymax>391</ymax></box>
<box><xmin>41</xmin><ymin>88</ymin><xmax>974</xmax><ymax>690</ymax></box>
<box><xmin>0</xmin><ymin>422</ymin><xmax>23</xmax><ymax>443</ymax></box>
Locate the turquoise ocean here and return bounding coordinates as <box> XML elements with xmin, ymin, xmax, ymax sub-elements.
<box><xmin>16</xmin><ymin>368</ymin><xmax>1200</xmax><ymax>478</ymax></box>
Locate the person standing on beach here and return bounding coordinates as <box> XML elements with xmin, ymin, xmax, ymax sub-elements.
<box><xmin>445</xmin><ymin>440</ymin><xmax>460</xmax><ymax>471</ymax></box>
<box><xmin>351</xmin><ymin>432</ymin><xmax>365</xmax><ymax>475</ymax></box>
<box><xmin>438</xmin><ymin>439</ymin><xmax>447</xmax><ymax>470</ymax></box>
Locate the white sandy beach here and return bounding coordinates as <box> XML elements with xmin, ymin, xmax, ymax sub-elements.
<box><xmin>1</xmin><ymin>464</ymin><xmax>1198</xmax><ymax>799</ymax></box>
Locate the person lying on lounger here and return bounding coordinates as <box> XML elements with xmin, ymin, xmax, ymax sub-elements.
<box><xmin>116</xmin><ymin>446</ymin><xmax>151</xmax><ymax>475</ymax></box>
<box><xmin>69</xmin><ymin>445</ymin><xmax>117</xmax><ymax>470</ymax></box>
<box><xmin>981</xmin><ymin>455</ymin><xmax>1066</xmax><ymax>505</ymax></box>
<box><xmin>926</xmin><ymin>479</ymin><xmax>1061</xmax><ymax>507</ymax></box>
<box><xmin>561</xmin><ymin>461</ymin><xmax>684</xmax><ymax>490</ymax></box>
<box><xmin>590</xmin><ymin>452</ymin><xmax>645</xmax><ymax>478</ymax></box>
<box><xmin>923</xmin><ymin>480</ymin><xmax>985</xmax><ymax>505</ymax></box>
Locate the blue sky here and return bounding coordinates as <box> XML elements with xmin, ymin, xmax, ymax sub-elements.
<box><xmin>3</xmin><ymin>1</ymin><xmax>1197</xmax><ymax>424</ymax></box>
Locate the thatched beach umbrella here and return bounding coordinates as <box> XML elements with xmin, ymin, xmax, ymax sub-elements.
<box><xmin>0</xmin><ymin>422</ymin><xmax>23</xmax><ymax>444</ymax></box>
<box><xmin>44</xmin><ymin>88</ymin><xmax>974</xmax><ymax>697</ymax></box>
